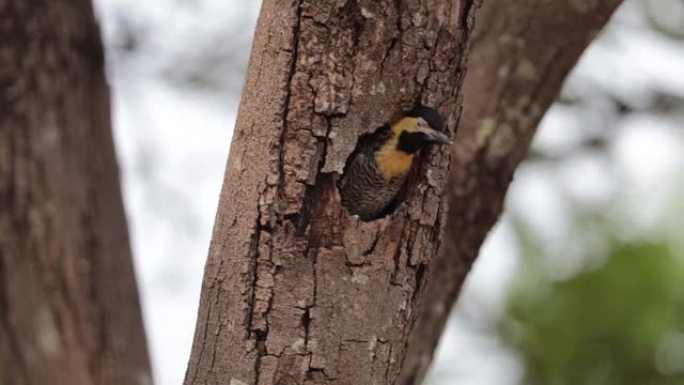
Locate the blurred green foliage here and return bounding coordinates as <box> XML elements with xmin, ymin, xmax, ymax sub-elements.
<box><xmin>501</xmin><ymin>242</ymin><xmax>684</xmax><ymax>385</ymax></box>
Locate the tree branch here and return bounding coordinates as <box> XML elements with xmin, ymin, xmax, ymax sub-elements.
<box><xmin>400</xmin><ymin>1</ymin><xmax>624</xmax><ymax>383</ymax></box>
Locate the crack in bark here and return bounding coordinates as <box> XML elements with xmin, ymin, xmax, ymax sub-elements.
<box><xmin>275</xmin><ymin>0</ymin><xmax>305</xmax><ymax>219</ymax></box>
<box><xmin>253</xmin><ymin>0</ymin><xmax>306</xmax><ymax>380</ymax></box>
<box><xmin>247</xmin><ymin>210</ymin><xmax>264</xmax><ymax>339</ymax></box>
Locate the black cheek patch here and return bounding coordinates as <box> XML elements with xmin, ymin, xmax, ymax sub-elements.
<box><xmin>397</xmin><ymin>131</ymin><xmax>429</xmax><ymax>154</ymax></box>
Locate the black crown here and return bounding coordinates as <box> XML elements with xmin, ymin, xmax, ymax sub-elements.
<box><xmin>407</xmin><ymin>105</ymin><xmax>445</xmax><ymax>131</ymax></box>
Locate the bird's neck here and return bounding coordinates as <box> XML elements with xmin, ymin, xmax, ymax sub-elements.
<box><xmin>373</xmin><ymin>117</ymin><xmax>421</xmax><ymax>180</ymax></box>
<box><xmin>375</xmin><ymin>138</ymin><xmax>414</xmax><ymax>180</ymax></box>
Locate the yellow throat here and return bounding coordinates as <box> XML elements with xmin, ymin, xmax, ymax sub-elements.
<box><xmin>375</xmin><ymin>117</ymin><xmax>419</xmax><ymax>180</ymax></box>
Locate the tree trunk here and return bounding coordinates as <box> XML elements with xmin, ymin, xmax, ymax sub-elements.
<box><xmin>0</xmin><ymin>1</ymin><xmax>152</xmax><ymax>385</ymax></box>
<box><xmin>400</xmin><ymin>0</ymin><xmax>624</xmax><ymax>383</ymax></box>
<box><xmin>184</xmin><ymin>0</ymin><xmax>480</xmax><ymax>384</ymax></box>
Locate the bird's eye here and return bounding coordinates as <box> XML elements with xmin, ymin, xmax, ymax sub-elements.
<box><xmin>417</xmin><ymin>119</ymin><xmax>428</xmax><ymax>131</ymax></box>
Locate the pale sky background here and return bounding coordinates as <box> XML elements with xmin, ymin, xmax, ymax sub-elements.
<box><xmin>91</xmin><ymin>1</ymin><xmax>684</xmax><ymax>384</ymax></box>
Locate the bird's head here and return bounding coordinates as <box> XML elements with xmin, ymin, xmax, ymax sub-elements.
<box><xmin>393</xmin><ymin>105</ymin><xmax>452</xmax><ymax>154</ymax></box>
<box><xmin>376</xmin><ymin>106</ymin><xmax>452</xmax><ymax>179</ymax></box>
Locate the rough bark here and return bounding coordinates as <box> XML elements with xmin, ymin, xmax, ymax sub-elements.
<box><xmin>400</xmin><ymin>0</ymin><xmax>624</xmax><ymax>383</ymax></box>
<box><xmin>0</xmin><ymin>1</ymin><xmax>152</xmax><ymax>385</ymax></box>
<box><xmin>184</xmin><ymin>0</ymin><xmax>480</xmax><ymax>384</ymax></box>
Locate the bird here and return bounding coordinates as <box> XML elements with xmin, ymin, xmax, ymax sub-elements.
<box><xmin>339</xmin><ymin>105</ymin><xmax>453</xmax><ymax>221</ymax></box>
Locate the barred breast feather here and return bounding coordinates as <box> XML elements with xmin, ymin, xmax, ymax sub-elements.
<box><xmin>340</xmin><ymin>152</ymin><xmax>407</xmax><ymax>221</ymax></box>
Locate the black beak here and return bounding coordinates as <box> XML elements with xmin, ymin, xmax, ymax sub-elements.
<box><xmin>422</xmin><ymin>127</ymin><xmax>453</xmax><ymax>145</ymax></box>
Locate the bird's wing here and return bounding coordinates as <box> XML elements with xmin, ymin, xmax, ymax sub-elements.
<box><xmin>339</xmin><ymin>150</ymin><xmax>366</xmax><ymax>189</ymax></box>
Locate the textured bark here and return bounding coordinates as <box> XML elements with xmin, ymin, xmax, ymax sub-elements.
<box><xmin>400</xmin><ymin>0</ymin><xmax>624</xmax><ymax>383</ymax></box>
<box><xmin>184</xmin><ymin>0</ymin><xmax>480</xmax><ymax>384</ymax></box>
<box><xmin>0</xmin><ymin>1</ymin><xmax>152</xmax><ymax>385</ymax></box>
